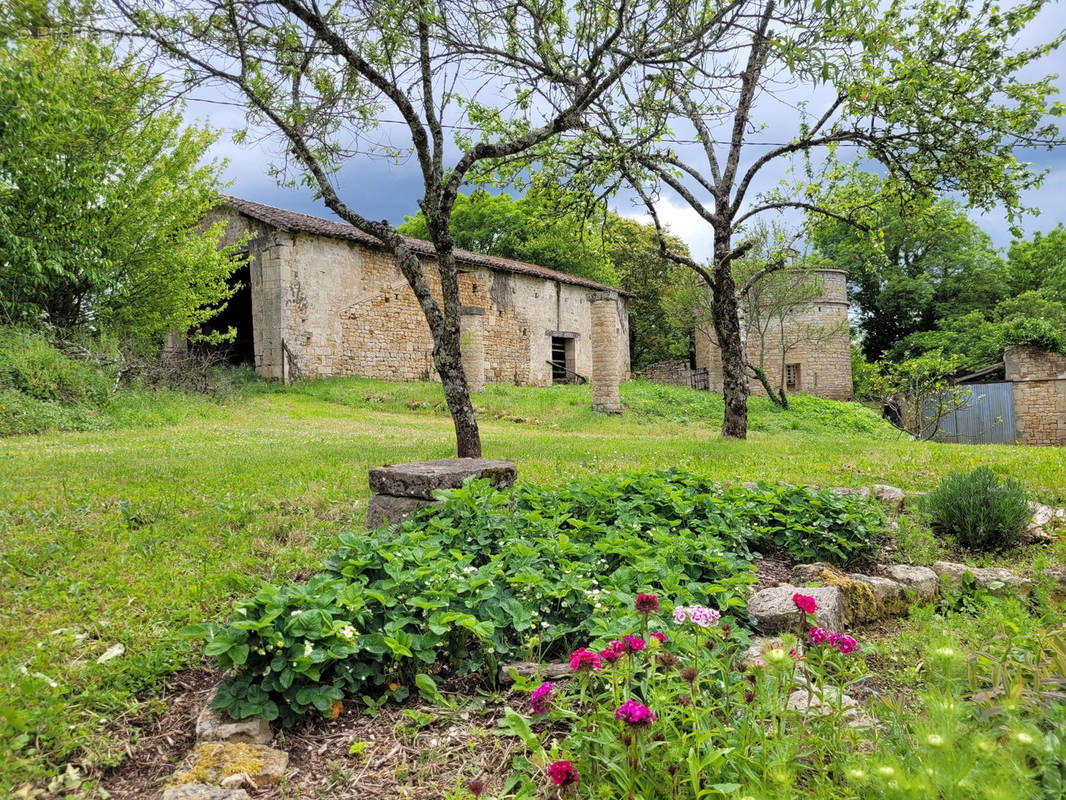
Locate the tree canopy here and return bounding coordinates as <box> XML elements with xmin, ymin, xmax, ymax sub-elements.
<box><xmin>0</xmin><ymin>13</ymin><xmax>238</xmax><ymax>341</ymax></box>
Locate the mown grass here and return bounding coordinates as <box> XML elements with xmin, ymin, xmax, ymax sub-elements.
<box><xmin>2</xmin><ymin>376</ymin><xmax>1065</xmax><ymax>793</ymax></box>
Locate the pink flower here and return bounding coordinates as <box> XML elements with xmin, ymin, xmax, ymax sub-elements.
<box><xmin>635</xmin><ymin>594</ymin><xmax>660</xmax><ymax>614</ymax></box>
<box><xmin>530</xmin><ymin>682</ymin><xmax>555</xmax><ymax>715</ymax></box>
<box><xmin>614</xmin><ymin>699</ymin><xmax>658</xmax><ymax>726</ymax></box>
<box><xmin>673</xmin><ymin>604</ymin><xmax>721</xmax><ymax>628</ymax></box>
<box><xmin>792</xmin><ymin>593</ymin><xmax>819</xmax><ymax>615</ymax></box>
<box><xmin>834</xmin><ymin>635</ymin><xmax>859</xmax><ymax>654</ymax></box>
<box><xmin>621</xmin><ymin>634</ymin><xmax>646</xmax><ymax>652</ymax></box>
<box><xmin>547</xmin><ymin>760</ymin><xmax>580</xmax><ymax>787</ymax></box>
<box><xmin>808</xmin><ymin>626</ymin><xmax>830</xmax><ymax>644</ymax></box>
<box><xmin>651</xmin><ymin>632</ymin><xmax>667</xmax><ymax>643</ymax></box>
<box><xmin>599</xmin><ymin>646</ymin><xmax>622</xmax><ymax>664</ymax></box>
<box><xmin>569</xmin><ymin>648</ymin><xmax>601</xmax><ymax>672</ymax></box>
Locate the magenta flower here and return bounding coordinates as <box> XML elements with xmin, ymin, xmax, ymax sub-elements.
<box><xmin>530</xmin><ymin>682</ymin><xmax>555</xmax><ymax>715</ymax></box>
<box><xmin>614</xmin><ymin>699</ymin><xmax>658</xmax><ymax>727</ymax></box>
<box><xmin>635</xmin><ymin>594</ymin><xmax>660</xmax><ymax>614</ymax></box>
<box><xmin>808</xmin><ymin>626</ymin><xmax>830</xmax><ymax>644</ymax></box>
<box><xmin>569</xmin><ymin>647</ymin><xmax>602</xmax><ymax>672</ymax></box>
<box><xmin>792</xmin><ymin>593</ymin><xmax>819</xmax><ymax>614</ymax></box>
<box><xmin>621</xmin><ymin>634</ymin><xmax>646</xmax><ymax>652</ymax></box>
<box><xmin>651</xmin><ymin>632</ymin><xmax>667</xmax><ymax>643</ymax></box>
<box><xmin>833</xmin><ymin>634</ymin><xmax>859</xmax><ymax>654</ymax></box>
<box><xmin>547</xmin><ymin>760</ymin><xmax>580</xmax><ymax>787</ymax></box>
<box><xmin>599</xmin><ymin>646</ymin><xmax>622</xmax><ymax>665</ymax></box>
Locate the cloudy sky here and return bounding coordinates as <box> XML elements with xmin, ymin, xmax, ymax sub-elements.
<box><xmin>187</xmin><ymin>3</ymin><xmax>1066</xmax><ymax>264</ymax></box>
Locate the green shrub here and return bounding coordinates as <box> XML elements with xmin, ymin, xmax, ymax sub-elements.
<box><xmin>925</xmin><ymin>466</ymin><xmax>1030</xmax><ymax>551</ymax></box>
<box><xmin>0</xmin><ymin>328</ymin><xmax>113</xmax><ymax>405</ymax></box>
<box><xmin>186</xmin><ymin>470</ymin><xmax>885</xmax><ymax>724</ymax></box>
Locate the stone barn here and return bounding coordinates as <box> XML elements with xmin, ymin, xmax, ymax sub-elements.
<box><xmin>205</xmin><ymin>197</ymin><xmax>630</xmax><ymax>387</ymax></box>
<box><xmin>692</xmin><ymin>268</ymin><xmax>853</xmax><ymax>401</ymax></box>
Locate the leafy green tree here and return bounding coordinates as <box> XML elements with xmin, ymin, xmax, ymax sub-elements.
<box><xmin>1006</xmin><ymin>224</ymin><xmax>1066</xmax><ymax>300</ymax></box>
<box><xmin>0</xmin><ymin>14</ymin><xmax>238</xmax><ymax>341</ymax></box>
<box><xmin>808</xmin><ymin>176</ymin><xmax>1009</xmax><ymax>361</ymax></box>
<box><xmin>562</xmin><ymin>0</ymin><xmax>1062</xmax><ymax>439</ymax></box>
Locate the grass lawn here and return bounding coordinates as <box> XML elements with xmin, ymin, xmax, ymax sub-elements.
<box><xmin>2</xmin><ymin>377</ymin><xmax>1065</xmax><ymax>794</ymax></box>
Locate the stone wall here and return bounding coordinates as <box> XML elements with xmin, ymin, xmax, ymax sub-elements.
<box><xmin>1005</xmin><ymin>345</ymin><xmax>1066</xmax><ymax>446</ymax></box>
<box><xmin>693</xmin><ymin>269</ymin><xmax>852</xmax><ymax>401</ymax></box>
<box><xmin>212</xmin><ymin>208</ymin><xmax>629</xmax><ymax>386</ymax></box>
<box><xmin>640</xmin><ymin>359</ymin><xmax>693</xmax><ymax>388</ymax></box>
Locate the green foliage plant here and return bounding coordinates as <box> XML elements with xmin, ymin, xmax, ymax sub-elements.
<box><xmin>925</xmin><ymin>467</ymin><xmax>1030</xmax><ymax>552</ymax></box>
<box><xmin>0</xmin><ymin>21</ymin><xmax>240</xmax><ymax>340</ymax></box>
<box><xmin>183</xmin><ymin>470</ymin><xmax>885</xmax><ymax>724</ymax></box>
<box><xmin>505</xmin><ymin>600</ymin><xmax>871</xmax><ymax>798</ymax></box>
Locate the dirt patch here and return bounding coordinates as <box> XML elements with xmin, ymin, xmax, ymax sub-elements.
<box><xmin>99</xmin><ymin>668</ymin><xmax>221</xmax><ymax>799</ymax></box>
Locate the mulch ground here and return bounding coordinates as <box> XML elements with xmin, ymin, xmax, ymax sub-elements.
<box><xmin>98</xmin><ymin>672</ymin><xmax>524</xmax><ymax>800</ymax></box>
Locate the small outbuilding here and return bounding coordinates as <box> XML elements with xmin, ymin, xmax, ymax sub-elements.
<box><xmin>205</xmin><ymin>197</ymin><xmax>630</xmax><ymax>387</ymax></box>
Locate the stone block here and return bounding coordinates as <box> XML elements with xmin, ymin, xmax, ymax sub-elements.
<box><xmin>848</xmin><ymin>573</ymin><xmax>911</xmax><ymax>617</ymax></box>
<box><xmin>790</xmin><ymin>563</ymin><xmax>883</xmax><ymax>623</ymax></box>
<box><xmin>196</xmin><ymin>706</ymin><xmax>272</xmax><ymax>746</ymax></box>
<box><xmin>366</xmin><ymin>494</ymin><xmax>443</xmax><ymax>529</ymax></box>
<box><xmin>877</xmin><ymin>564</ymin><xmax>938</xmax><ymax>602</ymax></box>
<box><xmin>871</xmin><ymin>484</ymin><xmax>905</xmax><ymax>513</ymax></box>
<box><xmin>162</xmin><ymin>786</ymin><xmax>251</xmax><ymax>800</ymax></box>
<box><xmin>172</xmin><ymin>742</ymin><xmax>288</xmax><ymax>787</ymax></box>
<box><xmin>931</xmin><ymin>561</ymin><xmax>1032</xmax><ymax>598</ymax></box>
<box><xmin>786</xmin><ymin>687</ymin><xmax>874</xmax><ymax>728</ymax></box>
<box><xmin>748</xmin><ymin>586</ymin><xmax>845</xmax><ymax>634</ymax></box>
<box><xmin>368</xmin><ymin>458</ymin><xmax>517</xmax><ymax>500</ymax></box>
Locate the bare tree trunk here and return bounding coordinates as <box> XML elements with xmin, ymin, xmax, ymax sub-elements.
<box><xmin>749</xmin><ymin>363</ymin><xmax>784</xmax><ymax>407</ymax></box>
<box><xmin>712</xmin><ymin>230</ymin><xmax>749</xmax><ymax>438</ymax></box>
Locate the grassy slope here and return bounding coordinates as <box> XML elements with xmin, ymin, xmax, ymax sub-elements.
<box><xmin>2</xmin><ymin>377</ymin><xmax>1065</xmax><ymax>791</ymax></box>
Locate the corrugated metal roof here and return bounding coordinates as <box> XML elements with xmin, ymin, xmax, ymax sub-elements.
<box><xmin>221</xmin><ymin>196</ymin><xmax>625</xmax><ymax>294</ymax></box>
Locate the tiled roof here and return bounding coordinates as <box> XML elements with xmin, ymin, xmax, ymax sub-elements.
<box><xmin>221</xmin><ymin>196</ymin><xmax>624</xmax><ymax>294</ymax></box>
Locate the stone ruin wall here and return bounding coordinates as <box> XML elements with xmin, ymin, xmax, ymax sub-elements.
<box><xmin>221</xmin><ymin>215</ymin><xmax>628</xmax><ymax>387</ymax></box>
<box><xmin>639</xmin><ymin>359</ymin><xmax>693</xmax><ymax>388</ymax></box>
<box><xmin>693</xmin><ymin>269</ymin><xmax>853</xmax><ymax>401</ymax></box>
<box><xmin>1005</xmin><ymin>346</ymin><xmax>1066</xmax><ymax>447</ymax></box>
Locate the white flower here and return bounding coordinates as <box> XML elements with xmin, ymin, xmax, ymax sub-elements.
<box><xmin>303</xmin><ymin>641</ymin><xmax>313</xmax><ymax>656</ymax></box>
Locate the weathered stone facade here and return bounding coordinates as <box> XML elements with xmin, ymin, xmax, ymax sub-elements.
<box><xmin>693</xmin><ymin>269</ymin><xmax>852</xmax><ymax>400</ymax></box>
<box><xmin>1005</xmin><ymin>345</ymin><xmax>1066</xmax><ymax>446</ymax></box>
<box><xmin>207</xmin><ymin>198</ymin><xmax>629</xmax><ymax>386</ymax></box>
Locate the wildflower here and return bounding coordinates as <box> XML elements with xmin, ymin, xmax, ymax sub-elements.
<box><xmin>621</xmin><ymin>634</ymin><xmax>646</xmax><ymax>652</ymax></box>
<box><xmin>568</xmin><ymin>648</ymin><xmax>602</xmax><ymax>672</ymax></box>
<box><xmin>720</xmin><ymin>624</ymin><xmax>733</xmax><ymax>637</ymax></box>
<box><xmin>1015</xmin><ymin>731</ymin><xmax>1035</xmax><ymax>746</ymax></box>
<box><xmin>656</xmin><ymin>651</ymin><xmax>679</xmax><ymax>669</ymax></box>
<box><xmin>303</xmin><ymin>641</ymin><xmax>314</xmax><ymax>656</ymax></box>
<box><xmin>925</xmin><ymin>733</ymin><xmax>944</xmax><ymax>747</ymax></box>
<box><xmin>467</xmin><ymin>777</ymin><xmax>486</xmax><ymax>797</ymax></box>
<box><xmin>876</xmin><ymin>765</ymin><xmax>895</xmax><ymax>777</ymax></box>
<box><xmin>762</xmin><ymin>644</ymin><xmax>789</xmax><ymax>665</ymax></box>
<box><xmin>614</xmin><ymin>700</ymin><xmax>658</xmax><ymax>727</ymax></box>
<box><xmin>792</xmin><ymin>593</ymin><xmax>819</xmax><ymax>614</ymax></box>
<box><xmin>635</xmin><ymin>594</ymin><xmax>660</xmax><ymax>614</ymax></box>
<box><xmin>530</xmin><ymin>683</ymin><xmax>555</xmax><ymax>715</ymax></box>
<box><xmin>834</xmin><ymin>635</ymin><xmax>858</xmax><ymax>655</ymax></box>
<box><xmin>547</xmin><ymin>760</ymin><xmax>580</xmax><ymax>787</ymax></box>
<box><xmin>600</xmin><ymin>647</ymin><xmax>622</xmax><ymax>665</ymax></box>
<box><xmin>338</xmin><ymin>624</ymin><xmax>359</xmax><ymax>644</ymax></box>
<box><xmin>651</xmin><ymin>632</ymin><xmax>668</xmax><ymax>644</ymax></box>
<box><xmin>808</xmin><ymin>626</ymin><xmax>830</xmax><ymax>644</ymax></box>
<box><xmin>673</xmin><ymin>604</ymin><xmax>721</xmax><ymax>627</ymax></box>
<box><xmin>680</xmin><ymin>666</ymin><xmax>698</xmax><ymax>683</ymax></box>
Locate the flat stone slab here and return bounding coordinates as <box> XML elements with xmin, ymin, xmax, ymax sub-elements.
<box><xmin>163</xmin><ymin>786</ymin><xmax>251</xmax><ymax>800</ymax></box>
<box><xmin>931</xmin><ymin>561</ymin><xmax>1033</xmax><ymax>597</ymax></box>
<box><xmin>368</xmin><ymin>458</ymin><xmax>516</xmax><ymax>500</ymax></box>
<box><xmin>172</xmin><ymin>742</ymin><xmax>289</xmax><ymax>787</ymax></box>
<box><xmin>748</xmin><ymin>586</ymin><xmax>845</xmax><ymax>634</ymax></box>
<box><xmin>877</xmin><ymin>564</ymin><xmax>938</xmax><ymax>602</ymax></box>
<box><xmin>498</xmin><ymin>661</ymin><xmax>571</xmax><ymax>685</ymax></box>
<box><xmin>196</xmin><ymin>706</ymin><xmax>272</xmax><ymax>746</ymax></box>
<box><xmin>366</xmin><ymin>494</ymin><xmax>443</xmax><ymax>529</ymax></box>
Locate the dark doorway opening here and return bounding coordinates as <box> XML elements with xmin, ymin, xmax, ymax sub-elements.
<box><xmin>200</xmin><ymin>261</ymin><xmax>254</xmax><ymax>365</ymax></box>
